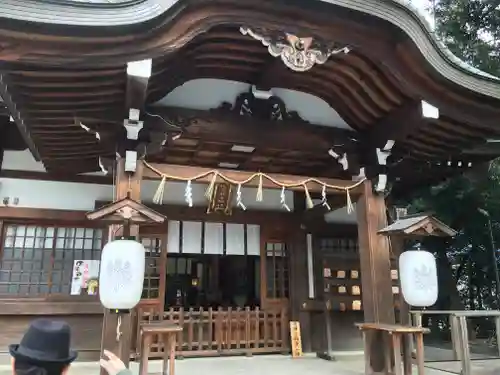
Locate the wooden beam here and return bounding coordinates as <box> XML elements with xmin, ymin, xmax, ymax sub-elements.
<box><xmin>2</xmin><ymin>123</ymin><xmax>31</xmax><ymax>151</ymax></box>
<box><xmin>255</xmin><ymin>58</ymin><xmax>283</xmax><ymax>90</ymax></box>
<box><xmin>96</xmin><ymin>201</ymin><xmax>298</xmax><ymax>226</ymax></box>
<box><xmin>126</xmin><ymin>60</ymin><xmax>152</xmax><ymax>112</ymax></box>
<box><xmin>142</xmin><ymin>162</ymin><xmax>361</xmax><ymax>193</ymax></box>
<box><xmin>0</xmin><ymin>207</ymin><xmax>91</xmax><ymax>222</ymax></box>
<box><xmin>145</xmin><ymin>106</ymin><xmax>357</xmax><ymax>155</ymax></box>
<box><xmin>356</xmin><ymin>180</ymin><xmax>395</xmax><ymax>373</ymax></box>
<box><xmin>0</xmin><ymin>79</ymin><xmax>41</xmax><ymax>161</ymax></box>
<box><xmin>0</xmin><ymin>127</ymin><xmax>4</xmax><ymax>170</ymax></box>
<box><xmin>363</xmin><ymin>100</ymin><xmax>427</xmax><ymax>147</ymax></box>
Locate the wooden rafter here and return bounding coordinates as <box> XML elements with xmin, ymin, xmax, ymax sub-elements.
<box><xmin>0</xmin><ymin>17</ymin><xmax>497</xmax><ymax>193</ymax></box>
<box><xmin>145</xmin><ymin>106</ymin><xmax>357</xmax><ymax>154</ymax></box>
<box><xmin>362</xmin><ymin>100</ymin><xmax>429</xmax><ymax>147</ymax></box>
<box><xmin>126</xmin><ymin>60</ymin><xmax>151</xmax><ymax>112</ymax></box>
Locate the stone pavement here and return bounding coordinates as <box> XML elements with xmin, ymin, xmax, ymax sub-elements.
<box><xmin>0</xmin><ymin>354</ymin><xmax>458</xmax><ymax>375</ymax></box>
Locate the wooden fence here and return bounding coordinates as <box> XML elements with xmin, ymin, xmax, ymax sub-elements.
<box><xmin>132</xmin><ymin>306</ymin><xmax>290</xmax><ymax>358</ymax></box>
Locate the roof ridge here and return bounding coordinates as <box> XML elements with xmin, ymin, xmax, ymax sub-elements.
<box><xmin>392</xmin><ymin>0</ymin><xmax>500</xmax><ymax>81</ymax></box>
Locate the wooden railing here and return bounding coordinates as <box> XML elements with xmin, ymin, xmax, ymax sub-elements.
<box><xmin>132</xmin><ymin>306</ymin><xmax>290</xmax><ymax>358</ymax></box>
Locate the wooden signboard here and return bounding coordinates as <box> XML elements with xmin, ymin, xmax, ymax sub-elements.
<box><xmin>289</xmin><ymin>321</ymin><xmax>303</xmax><ymax>358</ymax></box>
<box><xmin>207</xmin><ymin>182</ymin><xmax>233</xmax><ymax>215</ymax></box>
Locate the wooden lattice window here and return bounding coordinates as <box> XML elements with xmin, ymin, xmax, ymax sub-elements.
<box><xmin>0</xmin><ymin>224</ymin><xmax>103</xmax><ymax>296</ymax></box>
<box><xmin>141</xmin><ymin>237</ymin><xmax>162</xmax><ymax>299</ymax></box>
<box><xmin>265</xmin><ymin>242</ymin><xmax>289</xmax><ymax>299</ymax></box>
<box><xmin>319</xmin><ymin>237</ymin><xmax>358</xmax><ymax>257</ymax></box>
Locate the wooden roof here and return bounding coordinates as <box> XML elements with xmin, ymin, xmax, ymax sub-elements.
<box><xmin>378</xmin><ymin>214</ymin><xmax>457</xmax><ymax>237</ymax></box>
<box><xmin>0</xmin><ymin>0</ymin><xmax>499</xmax><ymax>195</ymax></box>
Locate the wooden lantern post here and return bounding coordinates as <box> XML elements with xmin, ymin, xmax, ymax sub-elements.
<box><xmin>378</xmin><ymin>211</ymin><xmax>457</xmax><ymax>374</ymax></box>
<box><xmin>378</xmin><ymin>211</ymin><xmax>457</xmax><ymax>322</ymax></box>
<box><xmin>86</xmin><ymin>195</ymin><xmax>166</xmax><ymax>371</ymax></box>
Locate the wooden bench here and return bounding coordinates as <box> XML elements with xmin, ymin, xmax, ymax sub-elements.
<box><xmin>355</xmin><ymin>323</ymin><xmax>429</xmax><ymax>375</ymax></box>
<box><xmin>139</xmin><ymin>322</ymin><xmax>183</xmax><ymax>375</ymax></box>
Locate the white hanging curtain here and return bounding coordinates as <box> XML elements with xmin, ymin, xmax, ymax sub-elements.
<box><xmin>182</xmin><ymin>221</ymin><xmax>202</xmax><ymax>254</ymax></box>
<box><xmin>166</xmin><ymin>220</ymin><xmax>261</xmax><ymax>256</ymax></box>
<box><xmin>204</xmin><ymin>222</ymin><xmax>224</xmax><ymax>255</ymax></box>
<box><xmin>226</xmin><ymin>223</ymin><xmax>245</xmax><ymax>255</ymax></box>
<box><xmin>247</xmin><ymin>224</ymin><xmax>260</xmax><ymax>256</ymax></box>
<box><xmin>167</xmin><ymin>220</ymin><xmax>180</xmax><ymax>253</ymax></box>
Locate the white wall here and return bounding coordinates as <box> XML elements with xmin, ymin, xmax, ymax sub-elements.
<box><xmin>154</xmin><ymin>78</ymin><xmax>352</xmax><ymax>130</ymax></box>
<box><xmin>2</xmin><ymin>149</ymin><xmax>46</xmax><ymax>172</ymax></box>
<box><xmin>310</xmin><ymin>197</ymin><xmax>357</xmax><ymax>224</ymax></box>
<box><xmin>1</xmin><ymin>150</ymin><xmax>357</xmax><ymax>223</ymax></box>
<box><xmin>325</xmin><ymin>205</ymin><xmax>357</xmax><ymax>224</ymax></box>
<box><xmin>0</xmin><ymin>177</ymin><xmax>296</xmax><ymax>212</ymax></box>
<box><xmin>0</xmin><ymin>150</ymin><xmax>294</xmax><ymax>212</ymax></box>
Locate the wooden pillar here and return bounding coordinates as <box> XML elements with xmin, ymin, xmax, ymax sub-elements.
<box><xmin>356</xmin><ymin>180</ymin><xmax>395</xmax><ymax>372</ymax></box>
<box><xmin>100</xmin><ymin>158</ymin><xmax>143</xmax><ymax>372</ymax></box>
<box><xmin>289</xmin><ymin>229</ymin><xmax>312</xmax><ymax>351</ymax></box>
<box><xmin>290</xmin><ymin>192</ymin><xmax>312</xmax><ymax>352</ymax></box>
<box><xmin>391</xmin><ymin>236</ymin><xmax>409</xmax><ymax>325</ymax></box>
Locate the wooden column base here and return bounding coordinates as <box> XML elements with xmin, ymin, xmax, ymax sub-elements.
<box><xmin>100</xmin><ymin>310</ymin><xmax>133</xmax><ymax>375</ymax></box>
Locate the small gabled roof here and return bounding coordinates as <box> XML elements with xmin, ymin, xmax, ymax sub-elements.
<box><xmin>86</xmin><ymin>197</ymin><xmax>166</xmax><ymax>223</ymax></box>
<box><xmin>378</xmin><ymin>213</ymin><xmax>456</xmax><ymax>237</ymax></box>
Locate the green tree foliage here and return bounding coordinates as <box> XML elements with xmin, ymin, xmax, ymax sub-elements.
<box><xmin>403</xmin><ymin>1</ymin><xmax>500</xmax><ymax>324</ymax></box>
<box><xmin>431</xmin><ymin>0</ymin><xmax>500</xmax><ymax>74</ymax></box>
<box><xmin>407</xmin><ymin>163</ymin><xmax>500</xmax><ymax>307</ymax></box>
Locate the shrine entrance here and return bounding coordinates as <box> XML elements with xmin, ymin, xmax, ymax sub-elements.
<box><xmin>130</xmin><ymin>222</ymin><xmax>291</xmax><ymax>358</ymax></box>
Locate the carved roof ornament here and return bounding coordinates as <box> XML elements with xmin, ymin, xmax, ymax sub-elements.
<box><xmin>240</xmin><ymin>27</ymin><xmax>350</xmax><ymax>72</ymax></box>
<box><xmin>213</xmin><ymin>87</ymin><xmax>305</xmax><ymax>122</ymax></box>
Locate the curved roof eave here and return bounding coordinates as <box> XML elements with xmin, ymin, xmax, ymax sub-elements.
<box><xmin>0</xmin><ymin>0</ymin><xmax>172</xmax><ymax>26</ymax></box>
<box><xmin>0</xmin><ymin>0</ymin><xmax>499</xmax><ymax>99</ymax></box>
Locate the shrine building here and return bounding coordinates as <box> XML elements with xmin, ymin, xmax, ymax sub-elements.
<box><xmin>0</xmin><ymin>0</ymin><xmax>499</xmax><ymax>370</ymax></box>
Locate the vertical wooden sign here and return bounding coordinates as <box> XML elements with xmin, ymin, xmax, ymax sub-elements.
<box><xmin>289</xmin><ymin>321</ymin><xmax>303</xmax><ymax>358</ymax></box>
<box><xmin>207</xmin><ymin>182</ymin><xmax>233</xmax><ymax>215</ymax></box>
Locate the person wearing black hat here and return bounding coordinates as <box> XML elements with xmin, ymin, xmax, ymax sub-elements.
<box><xmin>9</xmin><ymin>319</ymin><xmax>77</xmax><ymax>375</ymax></box>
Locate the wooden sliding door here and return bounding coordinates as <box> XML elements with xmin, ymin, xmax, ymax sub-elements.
<box><xmin>131</xmin><ymin>228</ymin><xmax>168</xmax><ymax>357</ymax></box>
<box><xmin>139</xmin><ymin>234</ymin><xmax>167</xmax><ymax>309</ymax></box>
<box><xmin>260</xmin><ymin>227</ymin><xmax>289</xmax><ymax>311</ymax></box>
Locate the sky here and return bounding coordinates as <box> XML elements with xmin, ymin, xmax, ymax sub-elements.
<box><xmin>408</xmin><ymin>0</ymin><xmax>436</xmax><ymax>29</ymax></box>
<box><xmin>411</xmin><ymin>0</ymin><xmax>431</xmax><ymax>11</ymax></box>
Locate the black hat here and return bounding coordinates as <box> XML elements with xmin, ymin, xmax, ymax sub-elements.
<box><xmin>9</xmin><ymin>319</ymin><xmax>77</xmax><ymax>364</ymax></box>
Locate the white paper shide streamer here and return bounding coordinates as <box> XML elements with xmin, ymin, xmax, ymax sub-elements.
<box><xmin>321</xmin><ymin>185</ymin><xmax>331</xmax><ymax>210</ymax></box>
<box><xmin>236</xmin><ymin>184</ymin><xmax>246</xmax><ymax>210</ymax></box>
<box><xmin>280</xmin><ymin>186</ymin><xmax>291</xmax><ymax>211</ymax></box>
<box><xmin>184</xmin><ymin>180</ymin><xmax>193</xmax><ymax>207</ymax></box>
<box><xmin>256</xmin><ymin>173</ymin><xmax>263</xmax><ymax>202</ymax></box>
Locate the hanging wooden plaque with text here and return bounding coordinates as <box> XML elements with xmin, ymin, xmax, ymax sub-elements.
<box><xmin>207</xmin><ymin>182</ymin><xmax>233</xmax><ymax>215</ymax></box>
<box><xmin>289</xmin><ymin>321</ymin><xmax>303</xmax><ymax>358</ymax></box>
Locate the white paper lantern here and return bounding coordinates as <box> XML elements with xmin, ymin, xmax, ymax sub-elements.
<box><xmin>399</xmin><ymin>250</ymin><xmax>438</xmax><ymax>307</ymax></box>
<box><xmin>99</xmin><ymin>239</ymin><xmax>145</xmax><ymax>310</ymax></box>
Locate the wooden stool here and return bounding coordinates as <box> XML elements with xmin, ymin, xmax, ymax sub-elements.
<box><xmin>139</xmin><ymin>322</ymin><xmax>183</xmax><ymax>375</ymax></box>
<box><xmin>355</xmin><ymin>323</ymin><xmax>429</xmax><ymax>375</ymax></box>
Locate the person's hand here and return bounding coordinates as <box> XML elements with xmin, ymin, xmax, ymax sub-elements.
<box><xmin>100</xmin><ymin>350</ymin><xmax>127</xmax><ymax>375</ymax></box>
